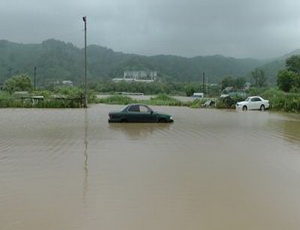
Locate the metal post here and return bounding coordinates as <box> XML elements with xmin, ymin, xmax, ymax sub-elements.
<box><xmin>33</xmin><ymin>66</ymin><xmax>37</xmax><ymax>90</ymax></box>
<box><xmin>206</xmin><ymin>73</ymin><xmax>209</xmax><ymax>96</ymax></box>
<box><xmin>83</xmin><ymin>16</ymin><xmax>87</xmax><ymax>108</ymax></box>
<box><xmin>202</xmin><ymin>72</ymin><xmax>205</xmax><ymax>95</ymax></box>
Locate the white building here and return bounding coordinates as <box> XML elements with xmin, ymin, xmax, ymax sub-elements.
<box><xmin>62</xmin><ymin>80</ymin><xmax>73</xmax><ymax>87</ymax></box>
<box><xmin>112</xmin><ymin>71</ymin><xmax>157</xmax><ymax>83</ymax></box>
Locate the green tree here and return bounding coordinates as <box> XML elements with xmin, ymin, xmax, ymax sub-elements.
<box><xmin>277</xmin><ymin>70</ymin><xmax>298</xmax><ymax>92</ymax></box>
<box><xmin>4</xmin><ymin>74</ymin><xmax>33</xmax><ymax>94</ymax></box>
<box><xmin>277</xmin><ymin>56</ymin><xmax>300</xmax><ymax>92</ymax></box>
<box><xmin>221</xmin><ymin>76</ymin><xmax>235</xmax><ymax>90</ymax></box>
<box><xmin>221</xmin><ymin>76</ymin><xmax>245</xmax><ymax>90</ymax></box>
<box><xmin>286</xmin><ymin>55</ymin><xmax>300</xmax><ymax>74</ymax></box>
<box><xmin>251</xmin><ymin>68</ymin><xmax>267</xmax><ymax>88</ymax></box>
<box><xmin>235</xmin><ymin>77</ymin><xmax>246</xmax><ymax>89</ymax></box>
<box><xmin>184</xmin><ymin>83</ymin><xmax>195</xmax><ymax>96</ymax></box>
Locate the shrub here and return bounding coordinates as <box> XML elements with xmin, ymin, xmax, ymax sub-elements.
<box><xmin>4</xmin><ymin>74</ymin><xmax>33</xmax><ymax>94</ymax></box>
<box><xmin>149</xmin><ymin>94</ymin><xmax>183</xmax><ymax>106</ymax></box>
<box><xmin>261</xmin><ymin>88</ymin><xmax>300</xmax><ymax>112</ymax></box>
<box><xmin>216</xmin><ymin>96</ymin><xmax>240</xmax><ymax>109</ymax></box>
<box><xmin>189</xmin><ymin>98</ymin><xmax>205</xmax><ymax>108</ymax></box>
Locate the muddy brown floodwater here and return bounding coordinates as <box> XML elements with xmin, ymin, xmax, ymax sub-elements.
<box><xmin>1</xmin><ymin>104</ymin><xmax>300</xmax><ymax>230</ymax></box>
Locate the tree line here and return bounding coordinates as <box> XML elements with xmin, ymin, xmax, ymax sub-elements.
<box><xmin>1</xmin><ymin>55</ymin><xmax>300</xmax><ymax>95</ymax></box>
<box><xmin>1</xmin><ymin>55</ymin><xmax>299</xmax><ymax>111</ymax></box>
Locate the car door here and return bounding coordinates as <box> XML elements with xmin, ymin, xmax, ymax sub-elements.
<box><xmin>139</xmin><ymin>105</ymin><xmax>157</xmax><ymax>122</ymax></box>
<box><xmin>126</xmin><ymin>104</ymin><xmax>142</xmax><ymax>122</ymax></box>
<box><xmin>250</xmin><ymin>97</ymin><xmax>261</xmax><ymax>110</ymax></box>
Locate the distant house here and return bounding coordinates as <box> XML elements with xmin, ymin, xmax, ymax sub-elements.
<box><xmin>192</xmin><ymin>92</ymin><xmax>204</xmax><ymax>98</ymax></box>
<box><xmin>124</xmin><ymin>70</ymin><xmax>157</xmax><ymax>80</ymax></box>
<box><xmin>112</xmin><ymin>71</ymin><xmax>157</xmax><ymax>83</ymax></box>
<box><xmin>62</xmin><ymin>80</ymin><xmax>73</xmax><ymax>87</ymax></box>
<box><xmin>244</xmin><ymin>82</ymin><xmax>251</xmax><ymax>90</ymax></box>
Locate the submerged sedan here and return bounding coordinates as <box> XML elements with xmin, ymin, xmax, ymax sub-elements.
<box><xmin>236</xmin><ymin>96</ymin><xmax>270</xmax><ymax>111</ymax></box>
<box><xmin>108</xmin><ymin>104</ymin><xmax>174</xmax><ymax>123</ymax></box>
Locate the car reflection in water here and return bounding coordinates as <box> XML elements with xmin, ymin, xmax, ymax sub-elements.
<box><xmin>108</xmin><ymin>122</ymin><xmax>172</xmax><ymax>140</ymax></box>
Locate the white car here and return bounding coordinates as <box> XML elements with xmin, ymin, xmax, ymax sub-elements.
<box><xmin>236</xmin><ymin>96</ymin><xmax>270</xmax><ymax>111</ymax></box>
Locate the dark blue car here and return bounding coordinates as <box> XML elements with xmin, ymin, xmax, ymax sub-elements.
<box><xmin>108</xmin><ymin>104</ymin><xmax>174</xmax><ymax>123</ymax></box>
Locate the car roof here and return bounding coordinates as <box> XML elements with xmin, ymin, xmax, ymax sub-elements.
<box><xmin>127</xmin><ymin>103</ymin><xmax>149</xmax><ymax>107</ymax></box>
<box><xmin>248</xmin><ymin>96</ymin><xmax>262</xmax><ymax>99</ymax></box>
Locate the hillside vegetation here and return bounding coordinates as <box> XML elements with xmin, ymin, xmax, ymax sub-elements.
<box><xmin>1</xmin><ymin>39</ymin><xmax>299</xmax><ymax>112</ymax></box>
<box><xmin>0</xmin><ymin>39</ymin><xmax>281</xmax><ymax>87</ymax></box>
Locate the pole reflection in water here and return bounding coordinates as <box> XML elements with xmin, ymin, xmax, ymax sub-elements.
<box><xmin>83</xmin><ymin>108</ymin><xmax>89</xmax><ymax>203</ymax></box>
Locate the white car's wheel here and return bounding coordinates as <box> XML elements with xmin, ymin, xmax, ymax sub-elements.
<box><xmin>260</xmin><ymin>105</ymin><xmax>265</xmax><ymax>111</ymax></box>
<box><xmin>242</xmin><ymin>106</ymin><xmax>247</xmax><ymax>111</ymax></box>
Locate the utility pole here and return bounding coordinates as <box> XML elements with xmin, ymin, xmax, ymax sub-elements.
<box><xmin>33</xmin><ymin>66</ymin><xmax>37</xmax><ymax>90</ymax></box>
<box><xmin>83</xmin><ymin>16</ymin><xmax>88</xmax><ymax>108</ymax></box>
<box><xmin>206</xmin><ymin>73</ymin><xmax>209</xmax><ymax>96</ymax></box>
<box><xmin>202</xmin><ymin>72</ymin><xmax>205</xmax><ymax>95</ymax></box>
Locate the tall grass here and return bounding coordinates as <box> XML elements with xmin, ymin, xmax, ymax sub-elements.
<box><xmin>98</xmin><ymin>95</ymin><xmax>137</xmax><ymax>104</ymax></box>
<box><xmin>147</xmin><ymin>94</ymin><xmax>184</xmax><ymax>106</ymax></box>
<box><xmin>261</xmin><ymin>89</ymin><xmax>300</xmax><ymax>112</ymax></box>
<box><xmin>98</xmin><ymin>94</ymin><xmax>186</xmax><ymax>106</ymax></box>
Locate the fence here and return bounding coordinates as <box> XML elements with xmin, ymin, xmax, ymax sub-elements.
<box><xmin>0</xmin><ymin>96</ymin><xmax>85</xmax><ymax>108</ymax></box>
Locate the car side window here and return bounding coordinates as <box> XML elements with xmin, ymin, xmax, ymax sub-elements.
<box><xmin>140</xmin><ymin>105</ymin><xmax>150</xmax><ymax>112</ymax></box>
<box><xmin>128</xmin><ymin>105</ymin><xmax>140</xmax><ymax>112</ymax></box>
<box><xmin>253</xmin><ymin>97</ymin><xmax>261</xmax><ymax>102</ymax></box>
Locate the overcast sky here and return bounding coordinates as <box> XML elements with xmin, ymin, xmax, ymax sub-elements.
<box><xmin>1</xmin><ymin>0</ymin><xmax>300</xmax><ymax>59</ymax></box>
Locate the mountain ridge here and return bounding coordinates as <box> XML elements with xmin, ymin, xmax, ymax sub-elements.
<box><xmin>0</xmin><ymin>39</ymin><xmax>297</xmax><ymax>86</ymax></box>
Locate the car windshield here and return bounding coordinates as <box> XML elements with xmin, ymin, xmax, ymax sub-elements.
<box><xmin>245</xmin><ymin>97</ymin><xmax>251</xmax><ymax>102</ymax></box>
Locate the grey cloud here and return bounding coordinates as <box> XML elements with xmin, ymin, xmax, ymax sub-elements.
<box><xmin>1</xmin><ymin>0</ymin><xmax>300</xmax><ymax>58</ymax></box>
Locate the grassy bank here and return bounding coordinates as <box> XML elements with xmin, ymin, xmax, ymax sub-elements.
<box><xmin>96</xmin><ymin>95</ymin><xmax>138</xmax><ymax>105</ymax></box>
<box><xmin>98</xmin><ymin>94</ymin><xmax>188</xmax><ymax>106</ymax></box>
<box><xmin>147</xmin><ymin>94</ymin><xmax>185</xmax><ymax>106</ymax></box>
<box><xmin>261</xmin><ymin>89</ymin><xmax>300</xmax><ymax>112</ymax></box>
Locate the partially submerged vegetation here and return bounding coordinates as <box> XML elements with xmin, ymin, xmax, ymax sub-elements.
<box><xmin>98</xmin><ymin>94</ymin><xmax>186</xmax><ymax>106</ymax></box>
<box><xmin>148</xmin><ymin>94</ymin><xmax>184</xmax><ymax>106</ymax></box>
<box><xmin>260</xmin><ymin>89</ymin><xmax>300</xmax><ymax>113</ymax></box>
<box><xmin>97</xmin><ymin>95</ymin><xmax>138</xmax><ymax>105</ymax></box>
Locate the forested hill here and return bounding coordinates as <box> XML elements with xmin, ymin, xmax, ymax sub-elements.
<box><xmin>0</xmin><ymin>39</ymin><xmax>287</xmax><ymax>86</ymax></box>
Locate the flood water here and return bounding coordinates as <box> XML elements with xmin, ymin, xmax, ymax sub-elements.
<box><xmin>1</xmin><ymin>104</ymin><xmax>300</xmax><ymax>230</ymax></box>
